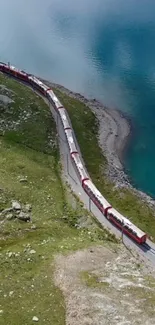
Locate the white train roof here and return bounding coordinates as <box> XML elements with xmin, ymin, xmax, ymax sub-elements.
<box><xmin>130</xmin><ymin>223</ymin><xmax>146</xmax><ymax>237</ymax></box>
<box><xmin>108</xmin><ymin>208</ymin><xmax>130</xmax><ymax>224</ymax></box>
<box><xmin>108</xmin><ymin>208</ymin><xmax>146</xmax><ymax>238</ymax></box>
<box><xmin>59</xmin><ymin>108</ymin><xmax>71</xmax><ymax>129</ymax></box>
<box><xmin>65</xmin><ymin>129</ymin><xmax>77</xmax><ymax>152</ymax></box>
<box><xmin>47</xmin><ymin>89</ymin><xmax>57</xmax><ymax>101</ymax></box>
<box><xmin>84</xmin><ymin>179</ymin><xmax>111</xmax><ymax>208</ymax></box>
<box><xmin>29</xmin><ymin>76</ymin><xmax>49</xmax><ymax>90</ymax></box>
<box><xmin>47</xmin><ymin>90</ymin><xmax>62</xmax><ymax>108</ymax></box>
<box><xmin>72</xmin><ymin>153</ymin><xmax>89</xmax><ymax>179</ymax></box>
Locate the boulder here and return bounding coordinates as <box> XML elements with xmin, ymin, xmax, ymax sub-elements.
<box><xmin>12</xmin><ymin>201</ymin><xmax>21</xmax><ymax>210</ymax></box>
<box><xmin>1</xmin><ymin>207</ymin><xmax>13</xmax><ymax>215</ymax></box>
<box><xmin>32</xmin><ymin>316</ymin><xmax>39</xmax><ymax>322</ymax></box>
<box><xmin>19</xmin><ymin>178</ymin><xmax>28</xmax><ymax>183</ymax></box>
<box><xmin>25</xmin><ymin>204</ymin><xmax>32</xmax><ymax>212</ymax></box>
<box><xmin>17</xmin><ymin>211</ymin><xmax>30</xmax><ymax>222</ymax></box>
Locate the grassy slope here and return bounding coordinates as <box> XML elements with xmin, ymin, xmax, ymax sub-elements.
<box><xmin>53</xmin><ymin>88</ymin><xmax>155</xmax><ymax>240</ymax></box>
<box><xmin>0</xmin><ymin>73</ymin><xmax>115</xmax><ymax>325</ymax></box>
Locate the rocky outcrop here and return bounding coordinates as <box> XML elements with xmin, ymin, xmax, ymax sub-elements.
<box><xmin>0</xmin><ymin>200</ymin><xmax>32</xmax><ymax>222</ymax></box>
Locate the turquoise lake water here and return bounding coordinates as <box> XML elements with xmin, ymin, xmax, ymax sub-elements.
<box><xmin>1</xmin><ymin>0</ymin><xmax>155</xmax><ymax>197</ymax></box>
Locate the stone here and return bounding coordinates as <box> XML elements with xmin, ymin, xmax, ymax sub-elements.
<box><xmin>25</xmin><ymin>204</ymin><xmax>32</xmax><ymax>212</ymax></box>
<box><xmin>32</xmin><ymin>316</ymin><xmax>39</xmax><ymax>322</ymax></box>
<box><xmin>31</xmin><ymin>225</ymin><xmax>36</xmax><ymax>230</ymax></box>
<box><xmin>17</xmin><ymin>212</ymin><xmax>30</xmax><ymax>222</ymax></box>
<box><xmin>19</xmin><ymin>178</ymin><xmax>28</xmax><ymax>183</ymax></box>
<box><xmin>1</xmin><ymin>207</ymin><xmax>13</xmax><ymax>215</ymax></box>
<box><xmin>29</xmin><ymin>250</ymin><xmax>36</xmax><ymax>254</ymax></box>
<box><xmin>6</xmin><ymin>213</ymin><xmax>14</xmax><ymax>220</ymax></box>
<box><xmin>12</xmin><ymin>201</ymin><xmax>21</xmax><ymax>210</ymax></box>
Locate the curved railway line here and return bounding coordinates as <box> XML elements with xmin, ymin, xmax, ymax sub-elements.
<box><xmin>0</xmin><ymin>62</ymin><xmax>155</xmax><ymax>267</ymax></box>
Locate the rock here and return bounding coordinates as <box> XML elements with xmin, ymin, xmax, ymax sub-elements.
<box><xmin>31</xmin><ymin>225</ymin><xmax>36</xmax><ymax>230</ymax></box>
<box><xmin>17</xmin><ymin>212</ymin><xmax>30</xmax><ymax>222</ymax></box>
<box><xmin>6</xmin><ymin>213</ymin><xmax>14</xmax><ymax>220</ymax></box>
<box><xmin>25</xmin><ymin>204</ymin><xmax>32</xmax><ymax>212</ymax></box>
<box><xmin>8</xmin><ymin>252</ymin><xmax>13</xmax><ymax>258</ymax></box>
<box><xmin>12</xmin><ymin>201</ymin><xmax>21</xmax><ymax>210</ymax></box>
<box><xmin>9</xmin><ymin>291</ymin><xmax>14</xmax><ymax>297</ymax></box>
<box><xmin>32</xmin><ymin>316</ymin><xmax>39</xmax><ymax>322</ymax></box>
<box><xmin>1</xmin><ymin>207</ymin><xmax>13</xmax><ymax>215</ymax></box>
<box><xmin>19</xmin><ymin>178</ymin><xmax>28</xmax><ymax>183</ymax></box>
<box><xmin>29</xmin><ymin>249</ymin><xmax>36</xmax><ymax>254</ymax></box>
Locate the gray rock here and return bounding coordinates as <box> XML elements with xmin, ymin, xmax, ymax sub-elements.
<box><xmin>0</xmin><ymin>94</ymin><xmax>14</xmax><ymax>105</ymax></box>
<box><xmin>17</xmin><ymin>211</ymin><xmax>30</xmax><ymax>222</ymax></box>
<box><xmin>1</xmin><ymin>207</ymin><xmax>13</xmax><ymax>215</ymax></box>
<box><xmin>25</xmin><ymin>204</ymin><xmax>32</xmax><ymax>212</ymax></box>
<box><xmin>19</xmin><ymin>178</ymin><xmax>28</xmax><ymax>183</ymax></box>
<box><xmin>12</xmin><ymin>201</ymin><xmax>21</xmax><ymax>210</ymax></box>
<box><xmin>6</xmin><ymin>213</ymin><xmax>14</xmax><ymax>220</ymax></box>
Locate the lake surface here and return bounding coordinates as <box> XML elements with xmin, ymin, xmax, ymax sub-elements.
<box><xmin>1</xmin><ymin>0</ymin><xmax>155</xmax><ymax>197</ymax></box>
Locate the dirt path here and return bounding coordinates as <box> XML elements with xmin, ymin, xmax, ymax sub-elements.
<box><xmin>54</xmin><ymin>246</ymin><xmax>155</xmax><ymax>325</ymax></box>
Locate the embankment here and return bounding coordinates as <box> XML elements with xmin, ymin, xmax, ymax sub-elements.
<box><xmin>41</xmin><ymin>79</ymin><xmax>155</xmax><ymax>240</ymax></box>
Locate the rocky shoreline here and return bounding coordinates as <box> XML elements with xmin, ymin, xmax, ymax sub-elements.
<box><xmin>42</xmin><ymin>79</ymin><xmax>155</xmax><ymax>208</ymax></box>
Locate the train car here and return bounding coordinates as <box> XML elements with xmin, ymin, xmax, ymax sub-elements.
<box><xmin>28</xmin><ymin>76</ymin><xmax>50</xmax><ymax>96</ymax></box>
<box><xmin>83</xmin><ymin>179</ymin><xmax>111</xmax><ymax>214</ymax></box>
<box><xmin>71</xmin><ymin>152</ymin><xmax>89</xmax><ymax>185</ymax></box>
<box><xmin>58</xmin><ymin>107</ymin><xmax>71</xmax><ymax>130</ymax></box>
<box><xmin>65</xmin><ymin>129</ymin><xmax>78</xmax><ymax>154</ymax></box>
<box><xmin>107</xmin><ymin>208</ymin><xmax>147</xmax><ymax>244</ymax></box>
<box><xmin>47</xmin><ymin>89</ymin><xmax>63</xmax><ymax>110</ymax></box>
<box><xmin>0</xmin><ymin>62</ymin><xmax>29</xmax><ymax>82</ymax></box>
<box><xmin>0</xmin><ymin>62</ymin><xmax>7</xmax><ymax>72</ymax></box>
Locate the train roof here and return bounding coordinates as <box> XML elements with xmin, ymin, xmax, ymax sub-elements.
<box><xmin>65</xmin><ymin>129</ymin><xmax>77</xmax><ymax>153</ymax></box>
<box><xmin>72</xmin><ymin>153</ymin><xmax>89</xmax><ymax>179</ymax></box>
<box><xmin>47</xmin><ymin>89</ymin><xmax>63</xmax><ymax>108</ymax></box>
<box><xmin>84</xmin><ymin>179</ymin><xmax>111</xmax><ymax>208</ymax></box>
<box><xmin>59</xmin><ymin>108</ymin><xmax>71</xmax><ymax>129</ymax></box>
<box><xmin>29</xmin><ymin>76</ymin><xmax>49</xmax><ymax>90</ymax></box>
<box><xmin>108</xmin><ymin>208</ymin><xmax>146</xmax><ymax>238</ymax></box>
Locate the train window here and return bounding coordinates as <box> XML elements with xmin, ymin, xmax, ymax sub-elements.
<box><xmin>112</xmin><ymin>214</ymin><xmax>120</xmax><ymax>223</ymax></box>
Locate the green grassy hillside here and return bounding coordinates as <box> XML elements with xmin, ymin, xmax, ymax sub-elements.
<box><xmin>0</xmin><ymin>73</ymin><xmax>116</xmax><ymax>325</ymax></box>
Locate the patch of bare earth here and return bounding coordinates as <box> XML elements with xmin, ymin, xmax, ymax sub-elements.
<box><xmin>54</xmin><ymin>246</ymin><xmax>155</xmax><ymax>325</ymax></box>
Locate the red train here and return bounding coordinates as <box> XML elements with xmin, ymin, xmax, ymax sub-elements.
<box><xmin>0</xmin><ymin>61</ymin><xmax>147</xmax><ymax>245</ymax></box>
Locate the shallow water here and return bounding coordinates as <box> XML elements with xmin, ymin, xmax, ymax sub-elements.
<box><xmin>1</xmin><ymin>0</ymin><xmax>155</xmax><ymax>196</ymax></box>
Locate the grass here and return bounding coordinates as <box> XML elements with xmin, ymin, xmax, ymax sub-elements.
<box><xmin>53</xmin><ymin>87</ymin><xmax>155</xmax><ymax>240</ymax></box>
<box><xmin>80</xmin><ymin>271</ymin><xmax>110</xmax><ymax>289</ymax></box>
<box><xmin>0</xmin><ymin>73</ymin><xmax>116</xmax><ymax>325</ymax></box>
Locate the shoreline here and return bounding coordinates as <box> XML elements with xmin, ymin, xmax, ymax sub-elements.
<box><xmin>42</xmin><ymin>78</ymin><xmax>155</xmax><ymax>208</ymax></box>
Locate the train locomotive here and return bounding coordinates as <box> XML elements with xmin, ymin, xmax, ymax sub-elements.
<box><xmin>0</xmin><ymin>61</ymin><xmax>147</xmax><ymax>245</ymax></box>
